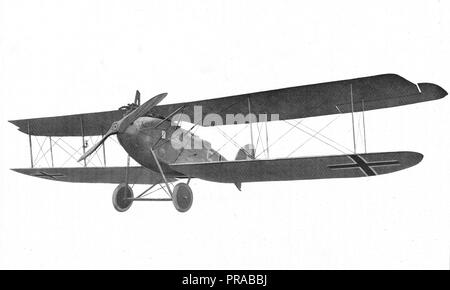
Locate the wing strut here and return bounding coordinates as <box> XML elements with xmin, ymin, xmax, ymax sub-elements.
<box><xmin>265</xmin><ymin>121</ymin><xmax>270</xmax><ymax>159</ymax></box>
<box><xmin>350</xmin><ymin>84</ymin><xmax>357</xmax><ymax>153</ymax></box>
<box><xmin>80</xmin><ymin>118</ymin><xmax>86</xmax><ymax>167</ymax></box>
<box><xmin>247</xmin><ymin>97</ymin><xmax>255</xmax><ymax>159</ymax></box>
<box><xmin>49</xmin><ymin>137</ymin><xmax>54</xmax><ymax>167</ymax></box>
<box><xmin>362</xmin><ymin>99</ymin><xmax>367</xmax><ymax>153</ymax></box>
<box><xmin>27</xmin><ymin>121</ymin><xmax>33</xmax><ymax>168</ymax></box>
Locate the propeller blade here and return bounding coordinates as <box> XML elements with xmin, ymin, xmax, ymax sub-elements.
<box><xmin>119</xmin><ymin>92</ymin><xmax>167</xmax><ymax>131</ymax></box>
<box><xmin>134</xmin><ymin>90</ymin><xmax>141</xmax><ymax>106</ymax></box>
<box><xmin>78</xmin><ymin>92</ymin><xmax>167</xmax><ymax>163</ymax></box>
<box><xmin>77</xmin><ymin>130</ymin><xmax>115</xmax><ymax>162</ymax></box>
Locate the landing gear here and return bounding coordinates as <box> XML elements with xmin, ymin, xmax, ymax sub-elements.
<box><xmin>112</xmin><ymin>149</ymin><xmax>194</xmax><ymax>212</ymax></box>
<box><xmin>111</xmin><ymin>182</ymin><xmax>194</xmax><ymax>213</ymax></box>
<box><xmin>172</xmin><ymin>182</ymin><xmax>193</xmax><ymax>212</ymax></box>
<box><xmin>112</xmin><ymin>183</ymin><xmax>134</xmax><ymax>212</ymax></box>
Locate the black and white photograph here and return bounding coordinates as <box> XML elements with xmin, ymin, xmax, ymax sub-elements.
<box><xmin>0</xmin><ymin>0</ymin><xmax>449</xmax><ymax>273</ymax></box>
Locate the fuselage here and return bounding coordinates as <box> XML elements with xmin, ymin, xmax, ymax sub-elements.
<box><xmin>117</xmin><ymin>117</ymin><xmax>224</xmax><ymax>176</ymax></box>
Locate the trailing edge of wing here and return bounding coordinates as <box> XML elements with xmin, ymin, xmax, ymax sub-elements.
<box><xmin>169</xmin><ymin>151</ymin><xmax>423</xmax><ymax>183</ymax></box>
<box><xmin>11</xmin><ymin>167</ymin><xmax>177</xmax><ymax>184</ymax></box>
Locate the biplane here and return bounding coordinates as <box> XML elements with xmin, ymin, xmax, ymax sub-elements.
<box><xmin>9</xmin><ymin>74</ymin><xmax>447</xmax><ymax>212</ymax></box>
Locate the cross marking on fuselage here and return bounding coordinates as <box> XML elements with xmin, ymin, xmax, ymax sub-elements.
<box><xmin>32</xmin><ymin>171</ymin><xmax>65</xmax><ymax>179</ymax></box>
<box><xmin>328</xmin><ymin>155</ymin><xmax>400</xmax><ymax>176</ymax></box>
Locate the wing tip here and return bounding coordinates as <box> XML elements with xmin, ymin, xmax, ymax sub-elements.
<box><xmin>418</xmin><ymin>83</ymin><xmax>447</xmax><ymax>100</ymax></box>
<box><xmin>8</xmin><ymin>119</ymin><xmax>31</xmax><ymax>135</ymax></box>
<box><xmin>8</xmin><ymin>119</ymin><xmax>21</xmax><ymax>127</ymax></box>
<box><xmin>412</xmin><ymin>151</ymin><xmax>424</xmax><ymax>164</ymax></box>
<box><xmin>10</xmin><ymin>168</ymin><xmax>32</xmax><ymax>176</ymax></box>
<box><xmin>399</xmin><ymin>151</ymin><xmax>424</xmax><ymax>170</ymax></box>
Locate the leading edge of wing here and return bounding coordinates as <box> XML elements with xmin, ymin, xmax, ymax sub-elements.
<box><xmin>169</xmin><ymin>151</ymin><xmax>423</xmax><ymax>183</ymax></box>
<box><xmin>11</xmin><ymin>166</ymin><xmax>178</xmax><ymax>184</ymax></box>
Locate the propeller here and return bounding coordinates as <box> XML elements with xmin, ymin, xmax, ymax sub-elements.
<box><xmin>78</xmin><ymin>91</ymin><xmax>167</xmax><ymax>162</ymax></box>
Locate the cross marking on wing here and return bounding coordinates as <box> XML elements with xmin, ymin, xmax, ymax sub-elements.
<box><xmin>328</xmin><ymin>155</ymin><xmax>400</xmax><ymax>176</ymax></box>
<box><xmin>32</xmin><ymin>171</ymin><xmax>65</xmax><ymax>179</ymax></box>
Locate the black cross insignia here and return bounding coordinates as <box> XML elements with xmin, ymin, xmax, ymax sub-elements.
<box><xmin>32</xmin><ymin>171</ymin><xmax>65</xmax><ymax>180</ymax></box>
<box><xmin>328</xmin><ymin>155</ymin><xmax>400</xmax><ymax>176</ymax></box>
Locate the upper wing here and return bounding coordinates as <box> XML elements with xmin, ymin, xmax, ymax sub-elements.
<box><xmin>9</xmin><ymin>110</ymin><xmax>123</xmax><ymax>136</ymax></box>
<box><xmin>9</xmin><ymin>74</ymin><xmax>447</xmax><ymax>136</ymax></box>
<box><xmin>151</xmin><ymin>74</ymin><xmax>446</xmax><ymax>126</ymax></box>
<box><xmin>169</xmin><ymin>151</ymin><xmax>423</xmax><ymax>183</ymax></box>
<box><xmin>11</xmin><ymin>166</ymin><xmax>177</xmax><ymax>184</ymax></box>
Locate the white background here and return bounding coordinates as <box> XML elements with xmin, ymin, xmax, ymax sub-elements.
<box><xmin>1</xmin><ymin>0</ymin><xmax>449</xmax><ymax>269</ymax></box>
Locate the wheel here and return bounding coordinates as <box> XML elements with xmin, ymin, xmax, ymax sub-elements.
<box><xmin>172</xmin><ymin>183</ymin><xmax>193</xmax><ymax>212</ymax></box>
<box><xmin>112</xmin><ymin>183</ymin><xmax>134</xmax><ymax>212</ymax></box>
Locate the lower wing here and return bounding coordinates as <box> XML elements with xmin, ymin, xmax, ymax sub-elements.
<box><xmin>169</xmin><ymin>151</ymin><xmax>423</xmax><ymax>183</ymax></box>
<box><xmin>11</xmin><ymin>166</ymin><xmax>177</xmax><ymax>184</ymax></box>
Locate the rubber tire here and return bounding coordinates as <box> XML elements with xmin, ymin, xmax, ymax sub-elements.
<box><xmin>112</xmin><ymin>183</ymin><xmax>134</xmax><ymax>212</ymax></box>
<box><xmin>172</xmin><ymin>183</ymin><xmax>193</xmax><ymax>212</ymax></box>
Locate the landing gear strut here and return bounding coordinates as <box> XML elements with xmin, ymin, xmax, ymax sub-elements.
<box><xmin>111</xmin><ymin>182</ymin><xmax>194</xmax><ymax>213</ymax></box>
